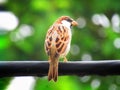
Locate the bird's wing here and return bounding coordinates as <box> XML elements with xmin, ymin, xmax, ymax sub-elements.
<box><xmin>45</xmin><ymin>24</ymin><xmax>70</xmax><ymax>57</ymax></box>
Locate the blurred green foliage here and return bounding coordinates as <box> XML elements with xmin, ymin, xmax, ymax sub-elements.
<box><xmin>1</xmin><ymin>0</ymin><xmax>120</xmax><ymax>90</ymax></box>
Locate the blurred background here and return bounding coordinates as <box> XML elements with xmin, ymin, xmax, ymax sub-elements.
<box><xmin>0</xmin><ymin>0</ymin><xmax>120</xmax><ymax>90</ymax></box>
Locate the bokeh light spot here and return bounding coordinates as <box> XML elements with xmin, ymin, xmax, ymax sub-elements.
<box><xmin>0</xmin><ymin>11</ymin><xmax>19</xmax><ymax>31</ymax></box>
<box><xmin>113</xmin><ymin>38</ymin><xmax>120</xmax><ymax>49</ymax></box>
<box><xmin>76</xmin><ymin>17</ymin><xmax>86</xmax><ymax>28</ymax></box>
<box><xmin>70</xmin><ymin>44</ymin><xmax>80</xmax><ymax>55</ymax></box>
<box><xmin>92</xmin><ymin>14</ymin><xmax>110</xmax><ymax>28</ymax></box>
<box><xmin>80</xmin><ymin>76</ymin><xmax>91</xmax><ymax>83</ymax></box>
<box><xmin>6</xmin><ymin>77</ymin><xmax>35</xmax><ymax>90</ymax></box>
<box><xmin>10</xmin><ymin>24</ymin><xmax>34</xmax><ymax>42</ymax></box>
<box><xmin>91</xmin><ymin>79</ymin><xmax>101</xmax><ymax>89</ymax></box>
<box><xmin>81</xmin><ymin>53</ymin><xmax>92</xmax><ymax>61</ymax></box>
<box><xmin>111</xmin><ymin>14</ymin><xmax>120</xmax><ymax>33</ymax></box>
<box><xmin>108</xmin><ymin>84</ymin><xmax>117</xmax><ymax>90</ymax></box>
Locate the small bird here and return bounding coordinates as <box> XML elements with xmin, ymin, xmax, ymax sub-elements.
<box><xmin>44</xmin><ymin>16</ymin><xmax>78</xmax><ymax>82</ymax></box>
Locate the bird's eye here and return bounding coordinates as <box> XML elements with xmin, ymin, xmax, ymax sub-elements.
<box><xmin>66</xmin><ymin>18</ymin><xmax>73</xmax><ymax>22</ymax></box>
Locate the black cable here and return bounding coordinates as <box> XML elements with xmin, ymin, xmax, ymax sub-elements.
<box><xmin>0</xmin><ymin>60</ymin><xmax>120</xmax><ymax>77</ymax></box>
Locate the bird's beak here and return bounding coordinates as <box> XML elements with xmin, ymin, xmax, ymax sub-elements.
<box><xmin>71</xmin><ymin>21</ymin><xmax>78</xmax><ymax>26</ymax></box>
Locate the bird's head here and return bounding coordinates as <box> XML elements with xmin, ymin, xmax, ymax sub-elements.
<box><xmin>56</xmin><ymin>16</ymin><xmax>78</xmax><ymax>28</ymax></box>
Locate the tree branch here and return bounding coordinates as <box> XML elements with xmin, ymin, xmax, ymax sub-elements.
<box><xmin>0</xmin><ymin>60</ymin><xmax>120</xmax><ymax>77</ymax></box>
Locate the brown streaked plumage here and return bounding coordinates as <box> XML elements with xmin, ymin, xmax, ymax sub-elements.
<box><xmin>44</xmin><ymin>16</ymin><xmax>78</xmax><ymax>82</ymax></box>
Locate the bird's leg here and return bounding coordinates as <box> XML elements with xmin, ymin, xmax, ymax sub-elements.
<box><xmin>63</xmin><ymin>57</ymin><xmax>68</xmax><ymax>62</ymax></box>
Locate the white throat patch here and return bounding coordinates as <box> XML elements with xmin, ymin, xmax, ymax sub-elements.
<box><xmin>61</xmin><ymin>20</ymin><xmax>71</xmax><ymax>29</ymax></box>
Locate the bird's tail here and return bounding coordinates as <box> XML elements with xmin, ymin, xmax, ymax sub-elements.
<box><xmin>48</xmin><ymin>58</ymin><xmax>58</xmax><ymax>82</ymax></box>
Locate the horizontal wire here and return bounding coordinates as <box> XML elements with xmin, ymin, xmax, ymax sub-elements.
<box><xmin>0</xmin><ymin>60</ymin><xmax>120</xmax><ymax>77</ymax></box>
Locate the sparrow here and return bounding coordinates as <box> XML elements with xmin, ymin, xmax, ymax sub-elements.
<box><xmin>44</xmin><ymin>16</ymin><xmax>78</xmax><ymax>82</ymax></box>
